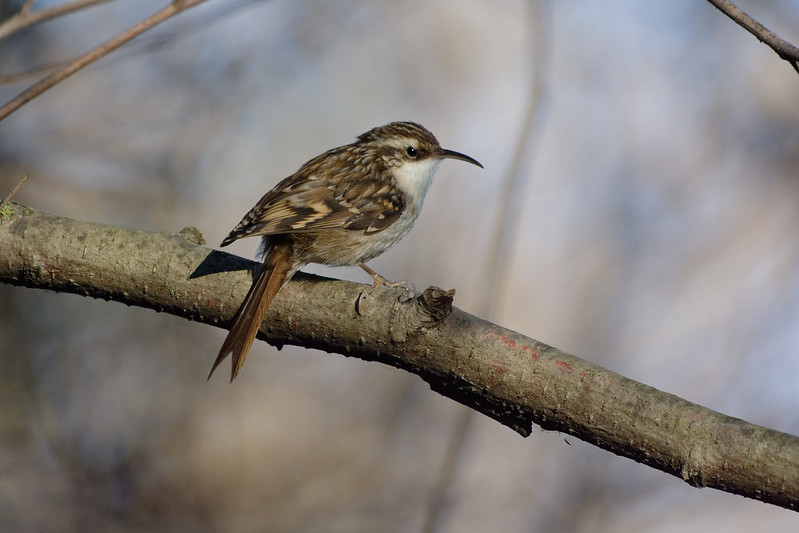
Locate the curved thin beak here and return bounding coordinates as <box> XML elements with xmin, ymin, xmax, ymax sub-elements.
<box><xmin>438</xmin><ymin>148</ymin><xmax>484</xmax><ymax>169</ymax></box>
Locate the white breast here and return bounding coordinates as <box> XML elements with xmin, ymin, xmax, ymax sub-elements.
<box><xmin>391</xmin><ymin>157</ymin><xmax>442</xmax><ymax>208</ymax></box>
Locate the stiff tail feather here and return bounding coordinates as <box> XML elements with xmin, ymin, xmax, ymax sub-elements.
<box><xmin>208</xmin><ymin>243</ymin><xmax>294</xmax><ymax>382</ymax></box>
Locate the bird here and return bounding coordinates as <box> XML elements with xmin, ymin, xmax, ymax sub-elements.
<box><xmin>209</xmin><ymin>121</ymin><xmax>483</xmax><ymax>382</ymax></box>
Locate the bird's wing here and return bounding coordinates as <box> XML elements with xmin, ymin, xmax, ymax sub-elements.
<box><xmin>221</xmin><ymin>151</ymin><xmax>404</xmax><ymax>246</ymax></box>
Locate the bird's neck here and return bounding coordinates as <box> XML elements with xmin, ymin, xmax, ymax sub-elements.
<box><xmin>390</xmin><ymin>158</ymin><xmax>442</xmax><ymax>207</ymax></box>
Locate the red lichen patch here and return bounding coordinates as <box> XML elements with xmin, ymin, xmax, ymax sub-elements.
<box><xmin>553</xmin><ymin>360</ymin><xmax>573</xmax><ymax>373</ymax></box>
<box><xmin>686</xmin><ymin>411</ymin><xmax>705</xmax><ymax>424</ymax></box>
<box><xmin>487</xmin><ymin>362</ymin><xmax>506</xmax><ymax>386</ymax></box>
<box><xmin>722</xmin><ymin>423</ymin><xmax>742</xmax><ymax>437</ymax></box>
<box><xmin>482</xmin><ymin>330</ymin><xmax>539</xmax><ymax>361</ymax></box>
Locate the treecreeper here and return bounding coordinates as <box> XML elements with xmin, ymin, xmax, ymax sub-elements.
<box><xmin>210</xmin><ymin>122</ymin><xmax>483</xmax><ymax>382</ymax></box>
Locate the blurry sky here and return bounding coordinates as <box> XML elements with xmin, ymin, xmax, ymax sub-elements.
<box><xmin>1</xmin><ymin>0</ymin><xmax>799</xmax><ymax>531</ymax></box>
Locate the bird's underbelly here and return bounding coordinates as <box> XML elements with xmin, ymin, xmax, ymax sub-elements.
<box><xmin>290</xmin><ymin>209</ymin><xmax>419</xmax><ymax>266</ymax></box>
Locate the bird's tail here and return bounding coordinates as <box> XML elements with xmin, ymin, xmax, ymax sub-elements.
<box><xmin>208</xmin><ymin>242</ymin><xmax>294</xmax><ymax>382</ymax></box>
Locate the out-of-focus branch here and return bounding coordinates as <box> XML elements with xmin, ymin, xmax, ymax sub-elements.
<box><xmin>0</xmin><ymin>0</ymin><xmax>116</xmax><ymax>84</ymax></box>
<box><xmin>706</xmin><ymin>0</ymin><xmax>799</xmax><ymax>74</ymax></box>
<box><xmin>0</xmin><ymin>0</ymin><xmax>115</xmax><ymax>41</ymax></box>
<box><xmin>0</xmin><ymin>0</ymin><xmax>210</xmax><ymax>122</ymax></box>
<box><xmin>423</xmin><ymin>2</ymin><xmax>552</xmax><ymax>532</ymax></box>
<box><xmin>2</xmin><ymin>201</ymin><xmax>799</xmax><ymax>512</ymax></box>
<box><xmin>0</xmin><ymin>174</ymin><xmax>29</xmax><ymax>210</ymax></box>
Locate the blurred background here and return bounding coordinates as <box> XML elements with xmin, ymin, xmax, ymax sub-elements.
<box><xmin>2</xmin><ymin>0</ymin><xmax>799</xmax><ymax>531</ymax></box>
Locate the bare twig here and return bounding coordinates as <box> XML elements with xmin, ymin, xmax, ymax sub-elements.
<box><xmin>1</xmin><ymin>0</ymin><xmax>260</xmax><ymax>85</ymax></box>
<box><xmin>706</xmin><ymin>0</ymin><xmax>799</xmax><ymax>74</ymax></box>
<box><xmin>0</xmin><ymin>0</ymin><xmax>115</xmax><ymax>41</ymax></box>
<box><xmin>0</xmin><ymin>0</ymin><xmax>210</xmax><ymax>123</ymax></box>
<box><xmin>0</xmin><ymin>174</ymin><xmax>29</xmax><ymax>211</ymax></box>
<box><xmin>0</xmin><ymin>60</ymin><xmax>71</xmax><ymax>84</ymax></box>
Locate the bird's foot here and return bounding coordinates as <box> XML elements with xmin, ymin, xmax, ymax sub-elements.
<box><xmin>356</xmin><ymin>263</ymin><xmax>416</xmax><ymax>314</ymax></box>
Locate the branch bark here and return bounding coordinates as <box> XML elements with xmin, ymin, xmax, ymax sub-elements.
<box><xmin>706</xmin><ymin>0</ymin><xmax>799</xmax><ymax>74</ymax></box>
<box><xmin>1</xmin><ymin>202</ymin><xmax>798</xmax><ymax>511</ymax></box>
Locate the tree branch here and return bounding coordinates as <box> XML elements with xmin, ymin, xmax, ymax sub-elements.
<box><xmin>706</xmin><ymin>0</ymin><xmax>799</xmax><ymax>74</ymax></box>
<box><xmin>0</xmin><ymin>0</ymin><xmax>210</xmax><ymax>122</ymax></box>
<box><xmin>1</xmin><ymin>202</ymin><xmax>798</xmax><ymax>511</ymax></box>
<box><xmin>0</xmin><ymin>174</ymin><xmax>28</xmax><ymax>210</ymax></box>
<box><xmin>0</xmin><ymin>0</ymin><xmax>115</xmax><ymax>41</ymax></box>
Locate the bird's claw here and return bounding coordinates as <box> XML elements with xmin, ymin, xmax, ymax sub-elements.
<box><xmin>355</xmin><ymin>277</ymin><xmax>416</xmax><ymax>315</ymax></box>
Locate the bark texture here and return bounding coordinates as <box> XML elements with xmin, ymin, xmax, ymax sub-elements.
<box><xmin>1</xmin><ymin>202</ymin><xmax>798</xmax><ymax>511</ymax></box>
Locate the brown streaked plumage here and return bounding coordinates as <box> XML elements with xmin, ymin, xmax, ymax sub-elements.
<box><xmin>209</xmin><ymin>121</ymin><xmax>482</xmax><ymax>381</ymax></box>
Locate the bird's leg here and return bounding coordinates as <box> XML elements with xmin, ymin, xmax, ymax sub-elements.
<box><xmin>359</xmin><ymin>263</ymin><xmax>409</xmax><ymax>290</ymax></box>
<box><xmin>356</xmin><ymin>263</ymin><xmax>415</xmax><ymax>314</ymax></box>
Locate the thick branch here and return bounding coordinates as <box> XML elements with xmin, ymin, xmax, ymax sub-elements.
<box><xmin>707</xmin><ymin>0</ymin><xmax>799</xmax><ymax>74</ymax></box>
<box><xmin>1</xmin><ymin>202</ymin><xmax>799</xmax><ymax>511</ymax></box>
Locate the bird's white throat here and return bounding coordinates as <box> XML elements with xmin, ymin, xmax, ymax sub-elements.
<box><xmin>391</xmin><ymin>158</ymin><xmax>442</xmax><ymax>205</ymax></box>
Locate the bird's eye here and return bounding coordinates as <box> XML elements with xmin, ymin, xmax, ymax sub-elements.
<box><xmin>405</xmin><ymin>146</ymin><xmax>418</xmax><ymax>158</ymax></box>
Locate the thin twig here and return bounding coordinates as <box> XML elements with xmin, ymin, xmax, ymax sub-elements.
<box><xmin>706</xmin><ymin>0</ymin><xmax>799</xmax><ymax>74</ymax></box>
<box><xmin>0</xmin><ymin>0</ymin><xmax>115</xmax><ymax>41</ymax></box>
<box><xmin>0</xmin><ymin>0</ymin><xmax>210</xmax><ymax>123</ymax></box>
<box><xmin>0</xmin><ymin>174</ymin><xmax>30</xmax><ymax>211</ymax></box>
<box><xmin>1</xmin><ymin>0</ymin><xmax>261</xmax><ymax>85</ymax></box>
<box><xmin>0</xmin><ymin>60</ymin><xmax>71</xmax><ymax>84</ymax></box>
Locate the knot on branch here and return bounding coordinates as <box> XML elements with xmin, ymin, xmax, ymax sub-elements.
<box><xmin>177</xmin><ymin>226</ymin><xmax>205</xmax><ymax>245</ymax></box>
<box><xmin>419</xmin><ymin>286</ymin><xmax>455</xmax><ymax>322</ymax></box>
<box><xmin>385</xmin><ymin>286</ymin><xmax>455</xmax><ymax>344</ymax></box>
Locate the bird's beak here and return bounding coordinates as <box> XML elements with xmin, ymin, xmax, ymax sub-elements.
<box><xmin>438</xmin><ymin>148</ymin><xmax>484</xmax><ymax>169</ymax></box>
